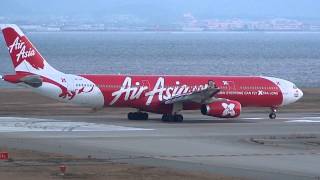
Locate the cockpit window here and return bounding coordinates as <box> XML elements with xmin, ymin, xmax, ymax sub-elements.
<box><xmin>293</xmin><ymin>85</ymin><xmax>297</xmax><ymax>89</ymax></box>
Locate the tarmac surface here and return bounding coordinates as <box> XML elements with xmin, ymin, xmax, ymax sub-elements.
<box><xmin>0</xmin><ymin>89</ymin><xmax>320</xmax><ymax>179</ymax></box>
<box><xmin>0</xmin><ymin>113</ymin><xmax>320</xmax><ymax>180</ymax></box>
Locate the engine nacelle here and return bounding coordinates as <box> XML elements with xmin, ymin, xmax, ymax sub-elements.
<box><xmin>201</xmin><ymin>100</ymin><xmax>241</xmax><ymax>118</ymax></box>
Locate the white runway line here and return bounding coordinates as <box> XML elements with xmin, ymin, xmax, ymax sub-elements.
<box><xmin>241</xmin><ymin>116</ymin><xmax>320</xmax><ymax>123</ymax></box>
<box><xmin>284</xmin><ymin>116</ymin><xmax>320</xmax><ymax>123</ymax></box>
<box><xmin>302</xmin><ymin>117</ymin><xmax>320</xmax><ymax>119</ymax></box>
<box><xmin>0</xmin><ymin>117</ymin><xmax>154</xmax><ymax>132</ymax></box>
<box><xmin>240</xmin><ymin>118</ymin><xmax>264</xmax><ymax>120</ymax></box>
<box><xmin>285</xmin><ymin>120</ymin><xmax>320</xmax><ymax>123</ymax></box>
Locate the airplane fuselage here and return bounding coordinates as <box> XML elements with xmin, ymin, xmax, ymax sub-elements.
<box><xmin>22</xmin><ymin>73</ymin><xmax>301</xmax><ymax>114</ymax></box>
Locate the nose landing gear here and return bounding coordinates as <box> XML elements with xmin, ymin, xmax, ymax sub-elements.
<box><xmin>128</xmin><ymin>112</ymin><xmax>148</xmax><ymax>120</ymax></box>
<box><xmin>269</xmin><ymin>108</ymin><xmax>277</xmax><ymax>119</ymax></box>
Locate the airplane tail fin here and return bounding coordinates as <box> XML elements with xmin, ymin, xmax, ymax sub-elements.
<box><xmin>0</xmin><ymin>24</ymin><xmax>60</xmax><ymax>75</ymax></box>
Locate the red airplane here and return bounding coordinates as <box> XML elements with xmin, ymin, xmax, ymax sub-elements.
<box><xmin>0</xmin><ymin>24</ymin><xmax>303</xmax><ymax>122</ymax></box>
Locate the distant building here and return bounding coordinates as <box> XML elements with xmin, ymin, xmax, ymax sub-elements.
<box><xmin>308</xmin><ymin>24</ymin><xmax>320</xmax><ymax>31</ymax></box>
<box><xmin>206</xmin><ymin>19</ymin><xmax>246</xmax><ymax>31</ymax></box>
<box><xmin>61</xmin><ymin>24</ymin><xmax>104</xmax><ymax>31</ymax></box>
<box><xmin>270</xmin><ymin>19</ymin><xmax>303</xmax><ymax>31</ymax></box>
<box><xmin>21</xmin><ymin>25</ymin><xmax>60</xmax><ymax>32</ymax></box>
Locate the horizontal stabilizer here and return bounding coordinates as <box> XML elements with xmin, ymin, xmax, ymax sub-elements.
<box><xmin>20</xmin><ymin>75</ymin><xmax>42</xmax><ymax>88</ymax></box>
<box><xmin>2</xmin><ymin>74</ymin><xmax>42</xmax><ymax>88</ymax></box>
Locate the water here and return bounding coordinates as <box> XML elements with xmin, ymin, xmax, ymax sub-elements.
<box><xmin>1</xmin><ymin>32</ymin><xmax>320</xmax><ymax>88</ymax></box>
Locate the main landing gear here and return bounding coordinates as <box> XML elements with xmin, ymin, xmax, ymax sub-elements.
<box><xmin>269</xmin><ymin>108</ymin><xmax>277</xmax><ymax>119</ymax></box>
<box><xmin>128</xmin><ymin>112</ymin><xmax>148</xmax><ymax>120</ymax></box>
<box><xmin>161</xmin><ymin>114</ymin><xmax>184</xmax><ymax>122</ymax></box>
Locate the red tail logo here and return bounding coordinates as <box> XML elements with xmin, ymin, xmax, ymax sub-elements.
<box><xmin>3</xmin><ymin>27</ymin><xmax>44</xmax><ymax>70</ymax></box>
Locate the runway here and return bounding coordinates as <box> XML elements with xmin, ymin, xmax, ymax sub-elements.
<box><xmin>0</xmin><ymin>112</ymin><xmax>320</xmax><ymax>180</ymax></box>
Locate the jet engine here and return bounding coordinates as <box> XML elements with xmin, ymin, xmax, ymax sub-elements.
<box><xmin>201</xmin><ymin>100</ymin><xmax>241</xmax><ymax>118</ymax></box>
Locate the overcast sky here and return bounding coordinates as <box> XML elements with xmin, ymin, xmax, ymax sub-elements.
<box><xmin>1</xmin><ymin>0</ymin><xmax>319</xmax><ymax>22</ymax></box>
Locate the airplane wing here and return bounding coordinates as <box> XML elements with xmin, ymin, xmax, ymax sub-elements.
<box><xmin>164</xmin><ymin>84</ymin><xmax>225</xmax><ymax>105</ymax></box>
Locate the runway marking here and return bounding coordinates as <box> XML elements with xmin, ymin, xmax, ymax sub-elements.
<box><xmin>0</xmin><ymin>117</ymin><xmax>154</xmax><ymax>132</ymax></box>
<box><xmin>240</xmin><ymin>118</ymin><xmax>264</xmax><ymax>120</ymax></box>
<box><xmin>285</xmin><ymin>120</ymin><xmax>320</xmax><ymax>123</ymax></box>
<box><xmin>278</xmin><ymin>116</ymin><xmax>320</xmax><ymax>120</ymax></box>
<box><xmin>242</xmin><ymin>116</ymin><xmax>320</xmax><ymax>122</ymax></box>
<box><xmin>302</xmin><ymin>117</ymin><xmax>320</xmax><ymax>119</ymax></box>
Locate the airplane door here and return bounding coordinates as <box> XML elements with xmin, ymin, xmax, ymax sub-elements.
<box><xmin>208</xmin><ymin>80</ymin><xmax>217</xmax><ymax>88</ymax></box>
<box><xmin>60</xmin><ymin>76</ymin><xmax>69</xmax><ymax>89</ymax></box>
<box><xmin>60</xmin><ymin>76</ymin><xmax>75</xmax><ymax>91</ymax></box>
<box><xmin>222</xmin><ymin>80</ymin><xmax>236</xmax><ymax>90</ymax></box>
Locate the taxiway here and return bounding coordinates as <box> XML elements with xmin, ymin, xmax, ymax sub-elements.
<box><xmin>0</xmin><ymin>113</ymin><xmax>320</xmax><ymax>180</ymax></box>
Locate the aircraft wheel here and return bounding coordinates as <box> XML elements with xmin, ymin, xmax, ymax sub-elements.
<box><xmin>128</xmin><ymin>112</ymin><xmax>134</xmax><ymax>120</ymax></box>
<box><xmin>269</xmin><ymin>113</ymin><xmax>276</xmax><ymax>119</ymax></box>
<box><xmin>128</xmin><ymin>112</ymin><xmax>148</xmax><ymax>120</ymax></box>
<box><xmin>161</xmin><ymin>114</ymin><xmax>170</xmax><ymax>122</ymax></box>
<box><xmin>162</xmin><ymin>114</ymin><xmax>183</xmax><ymax>122</ymax></box>
<box><xmin>141</xmin><ymin>113</ymin><xmax>149</xmax><ymax>120</ymax></box>
<box><xmin>173</xmin><ymin>114</ymin><xmax>183</xmax><ymax>122</ymax></box>
<box><xmin>269</xmin><ymin>107</ymin><xmax>277</xmax><ymax>119</ymax></box>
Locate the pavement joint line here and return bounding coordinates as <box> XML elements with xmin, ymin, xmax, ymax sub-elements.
<box><xmin>1</xmin><ymin>152</ymin><xmax>320</xmax><ymax>167</ymax></box>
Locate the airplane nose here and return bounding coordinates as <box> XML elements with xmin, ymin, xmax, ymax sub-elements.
<box><xmin>298</xmin><ymin>88</ymin><xmax>303</xmax><ymax>100</ymax></box>
<box><xmin>294</xmin><ymin>88</ymin><xmax>303</xmax><ymax>101</ymax></box>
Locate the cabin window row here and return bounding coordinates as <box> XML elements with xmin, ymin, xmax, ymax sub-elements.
<box><xmin>75</xmin><ymin>84</ymin><xmax>94</xmax><ymax>87</ymax></box>
<box><xmin>240</xmin><ymin>86</ymin><xmax>277</xmax><ymax>90</ymax></box>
